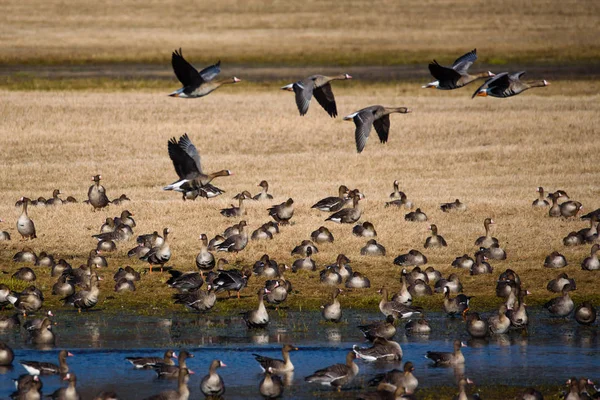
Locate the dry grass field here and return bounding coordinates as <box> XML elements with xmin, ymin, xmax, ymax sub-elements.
<box><xmin>1</xmin><ymin>0</ymin><xmax>600</xmax><ymax>66</ymax></box>
<box><xmin>1</xmin><ymin>81</ymin><xmax>599</xmax><ymax>315</ymax></box>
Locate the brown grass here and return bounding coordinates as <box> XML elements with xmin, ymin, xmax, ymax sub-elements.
<box><xmin>1</xmin><ymin>0</ymin><xmax>599</xmax><ymax>66</ymax></box>
<box><xmin>0</xmin><ymin>81</ymin><xmax>599</xmax><ymax>316</ymax></box>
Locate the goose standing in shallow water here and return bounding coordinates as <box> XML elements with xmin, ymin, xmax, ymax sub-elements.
<box><xmin>253</xmin><ymin>344</ymin><xmax>298</xmax><ymax>373</ymax></box>
<box><xmin>21</xmin><ymin>350</ymin><xmax>73</xmax><ymax>375</ymax></box>
<box><xmin>49</xmin><ymin>372</ymin><xmax>81</xmax><ymax>400</ymax></box>
<box><xmin>425</xmin><ymin>340</ymin><xmax>466</xmax><ymax>366</ymax></box>
<box><xmin>344</xmin><ymin>105</ymin><xmax>412</xmax><ymax>153</ymax></box>
<box><xmin>472</xmin><ymin>71</ymin><xmax>549</xmax><ymax>98</ymax></box>
<box><xmin>544</xmin><ymin>284</ymin><xmax>575</xmax><ymax>317</ymax></box>
<box><xmin>423</xmin><ymin>49</ymin><xmax>493</xmax><ymax>89</ymax></box>
<box><xmin>242</xmin><ymin>288</ymin><xmax>270</xmax><ymax>328</ymax></box>
<box><xmin>321</xmin><ymin>288</ymin><xmax>343</xmax><ymax>322</ymax></box>
<box><xmin>0</xmin><ymin>341</ymin><xmax>14</xmax><ymax>366</ymax></box>
<box><xmin>200</xmin><ymin>360</ymin><xmax>226</xmax><ymax>398</ymax></box>
<box><xmin>378</xmin><ymin>288</ymin><xmax>422</xmax><ymax>319</ymax></box>
<box><xmin>17</xmin><ymin>198</ymin><xmax>36</xmax><ymax>239</ymax></box>
<box><xmin>358</xmin><ymin>315</ymin><xmax>396</xmax><ymax>341</ymax></box>
<box><xmin>169</xmin><ymin>49</ymin><xmax>240</xmax><ymax>98</ymax></box>
<box><xmin>281</xmin><ymin>73</ymin><xmax>352</xmax><ymax>117</ymax></box>
<box><xmin>144</xmin><ymin>367</ymin><xmax>191</xmax><ymax>400</ymax></box>
<box><xmin>126</xmin><ymin>350</ymin><xmax>177</xmax><ymax>369</ymax></box>
<box><xmin>305</xmin><ymin>351</ymin><xmax>359</xmax><ymax>391</ymax></box>
<box><xmin>353</xmin><ymin>337</ymin><xmax>403</xmax><ymax>362</ymax></box>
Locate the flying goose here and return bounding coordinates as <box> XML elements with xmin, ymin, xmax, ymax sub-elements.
<box><xmin>87</xmin><ymin>175</ymin><xmax>110</xmax><ymax>210</ymax></box>
<box><xmin>281</xmin><ymin>73</ymin><xmax>352</xmax><ymax>117</ymax></box>
<box><xmin>344</xmin><ymin>106</ymin><xmax>411</xmax><ymax>153</ymax></box>
<box><xmin>473</xmin><ymin>71</ymin><xmax>549</xmax><ymax>98</ymax></box>
<box><xmin>423</xmin><ymin>49</ymin><xmax>494</xmax><ymax>89</ymax></box>
<box><xmin>169</xmin><ymin>49</ymin><xmax>240</xmax><ymax>98</ymax></box>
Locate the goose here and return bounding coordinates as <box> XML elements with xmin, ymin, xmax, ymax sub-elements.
<box><xmin>329</xmin><ymin>253</ymin><xmax>353</xmax><ymax>280</ymax></box>
<box><xmin>358</xmin><ymin>383</ymin><xmax>417</xmax><ymax>400</ymax></box>
<box><xmin>475</xmin><ymin>218</ymin><xmax>498</xmax><ymax>247</ymax></box>
<box><xmin>111</xmin><ymin>193</ymin><xmax>130</xmax><ymax>205</ymax></box>
<box><xmin>321</xmin><ymin>288</ymin><xmax>343</xmax><ymax>322</ymax></box>
<box><xmin>0</xmin><ymin>284</ymin><xmax>12</xmax><ymax>308</ymax></box>
<box><xmin>140</xmin><ymin>228</ymin><xmax>171</xmax><ymax>272</ymax></box>
<box><xmin>62</xmin><ymin>273</ymin><xmax>100</xmax><ymax>312</ymax></box>
<box><xmin>574</xmin><ymin>302</ymin><xmax>597</xmax><ymax>325</ymax></box>
<box><xmin>253</xmin><ymin>254</ymin><xmax>280</xmax><ymax>278</ymax></box>
<box><xmin>97</xmin><ymin>240</ymin><xmax>116</xmax><ymax>252</ymax></box>
<box><xmin>452</xmin><ymin>378</ymin><xmax>477</xmax><ymax>400</ymax></box>
<box><xmin>253</xmin><ymin>344</ymin><xmax>299</xmax><ymax>373</ymax></box>
<box><xmin>63</xmin><ymin>265</ymin><xmax>92</xmax><ymax>288</ymax></box>
<box><xmin>259</xmin><ymin>367</ymin><xmax>284</xmax><ymax>399</ymax></box>
<box><xmin>404</xmin><ymin>318</ymin><xmax>431</xmax><ymax>334</ymax></box>
<box><xmin>477</xmin><ymin>243</ymin><xmax>506</xmax><ymax>260</ymax></box>
<box><xmin>311</xmin><ymin>226</ymin><xmax>334</xmax><ymax>244</ymax></box>
<box><xmin>344</xmin><ymin>106</ymin><xmax>411</xmax><ymax>153</ymax></box>
<box><xmin>546</xmin><ymin>272</ymin><xmax>576</xmax><ymax>293</ymax></box>
<box><xmin>29</xmin><ymin>318</ymin><xmax>55</xmax><ymax>345</ymax></box>
<box><xmin>114</xmin><ymin>278</ymin><xmax>135</xmax><ymax>292</ymax></box>
<box><xmin>346</xmin><ymin>272</ymin><xmax>371</xmax><ymax>288</ymax></box>
<box><xmin>92</xmin><ymin>223</ymin><xmax>133</xmax><ymax>242</ymax></box>
<box><xmin>305</xmin><ymin>351</ymin><xmax>359</xmax><ymax>391</ymax></box>
<box><xmin>405</xmin><ymin>208</ymin><xmax>427</xmax><ymax>222</ymax></box>
<box><xmin>291</xmin><ymin>240</ymin><xmax>318</xmax><ymax>256</ymax></box>
<box><xmin>153</xmin><ymin>350</ymin><xmax>194</xmax><ymax>379</ymax></box>
<box><xmin>242</xmin><ymin>288</ymin><xmax>270</xmax><ymax>328</ymax></box>
<box><xmin>166</xmin><ymin>270</ymin><xmax>203</xmax><ymax>291</ymax></box>
<box><xmin>544</xmin><ymin>284</ymin><xmax>575</xmax><ymax>317</ymax></box>
<box><xmin>389</xmin><ymin>180</ymin><xmax>406</xmax><ymax>199</ymax></box>
<box><xmin>173</xmin><ymin>284</ymin><xmax>216</xmax><ymax>312</ymax></box>
<box><xmin>547</xmin><ymin>192</ymin><xmax>562</xmax><ymax>217</ymax></box>
<box><xmin>424</xmin><ymin>224</ymin><xmax>447</xmax><ymax>248</ymax></box>
<box><xmin>488</xmin><ymin>305</ymin><xmax>511</xmax><ymax>334</ymax></box>
<box><xmin>577</xmin><ymin>215</ymin><xmax>599</xmax><ymax>242</ymax></box>
<box><xmin>361</xmin><ymin>239</ymin><xmax>386</xmax><ymax>256</ymax></box>
<box><xmin>378</xmin><ymin>288</ymin><xmax>423</xmax><ymax>319</ymax></box>
<box><xmin>394</xmin><ymin>250</ymin><xmax>427</xmax><ymax>267</ymax></box>
<box><xmin>21</xmin><ymin>350</ymin><xmax>73</xmax><ymax>375</ymax></box>
<box><xmin>126</xmin><ymin>350</ymin><xmax>177</xmax><ymax>369</ymax></box>
<box><xmin>311</xmin><ymin>185</ymin><xmax>349</xmax><ymax>212</ymax></box>
<box><xmin>23</xmin><ymin>311</ymin><xmax>55</xmax><ymax>334</ymax></box>
<box><xmin>358</xmin><ymin>315</ymin><xmax>396</xmax><ymax>341</ymax></box>
<box><xmin>268</xmin><ymin>198</ymin><xmax>294</xmax><ymax>224</ymax></box>
<box><xmin>391</xmin><ymin>275</ymin><xmax>412</xmax><ymax>305</ymax></box>
<box><xmin>443</xmin><ymin>287</ymin><xmax>471</xmax><ymax>316</ymax></box>
<box><xmin>221</xmin><ymin>191</ymin><xmax>251</xmax><ymax>217</ymax></box>
<box><xmin>195</xmin><ymin>234</ymin><xmax>215</xmax><ymax>274</ymax></box>
<box><xmin>144</xmin><ymin>367</ymin><xmax>191</xmax><ymax>400</ymax></box>
<box><xmin>17</xmin><ymin>198</ymin><xmax>36</xmax><ymax>239</ymax></box>
<box><xmin>265</xmin><ymin>277</ymin><xmax>289</xmax><ymax>306</ymax></box>
<box><xmin>292</xmin><ymin>246</ymin><xmax>317</xmax><ymax>272</ymax></box>
<box><xmin>252</xmin><ymin>180</ymin><xmax>273</xmax><ymax>201</ymax></box>
<box><xmin>465</xmin><ymin>312</ymin><xmax>489</xmax><ymax>338</ymax></box>
<box><xmin>136</xmin><ymin>231</ymin><xmax>165</xmax><ymax>248</ymax></box>
<box><xmin>113</xmin><ymin>266</ymin><xmax>141</xmax><ymax>282</ymax></box>
<box><xmin>408</xmin><ymin>279</ymin><xmax>432</xmax><ymax>297</ymax></box>
<box><xmin>45</xmin><ymin>189</ymin><xmax>64</xmax><ymax>206</ymax></box>
<box><xmin>353</xmin><ymin>221</ymin><xmax>377</xmax><ymax>237</ymax></box>
<box><xmin>385</xmin><ymin>193</ymin><xmax>413</xmax><ymax>209</ymax></box>
<box><xmin>113</xmin><ymin>210</ymin><xmax>136</xmax><ymax>228</ymax></box>
<box><xmin>320</xmin><ymin>265</ymin><xmax>342</xmax><ymax>285</ymax></box>
<box><xmin>0</xmin><ymin>341</ymin><xmax>14</xmax><ymax>366</ymax></box>
<box><xmin>581</xmin><ymin>244</ymin><xmax>600</xmax><ymax>270</ymax></box>
<box><xmin>470</xmin><ymin>253</ymin><xmax>493</xmax><ymax>275</ymax></box>
<box><xmin>565</xmin><ymin>378</ymin><xmax>581</xmax><ymax>400</ymax></box>
<box><xmin>425</xmin><ymin>340</ymin><xmax>466</xmax><ymax>366</ymax></box>
<box><xmin>423</xmin><ymin>49</ymin><xmax>493</xmax><ymax>89</ymax></box>
<box><xmin>326</xmin><ymin>191</ymin><xmax>362</xmax><ymax>223</ymax></box>
<box><xmin>263</xmin><ymin>221</ymin><xmax>280</xmax><ymax>236</ymax></box>
<box><xmin>7</xmin><ymin>287</ymin><xmax>43</xmax><ymax>316</ymax></box>
<box><xmin>87</xmin><ymin>175</ymin><xmax>110</xmax><ymax>210</ymax></box>
<box><xmin>35</xmin><ymin>252</ymin><xmax>54</xmax><ymax>268</ymax></box>
<box><xmin>208</xmin><ymin>234</ymin><xmax>226</xmax><ymax>250</ymax></box>
<box><xmin>402</xmin><ymin>267</ymin><xmax>428</xmax><ymax>285</ymax></box>
<box><xmin>367</xmin><ymin>361</ymin><xmax>418</xmax><ymax>394</ymax></box>
<box><xmin>200</xmin><ymin>359</ymin><xmax>226</xmax><ymax>399</ymax></box>
<box><xmin>251</xmin><ymin>225</ymin><xmax>273</xmax><ymax>241</ymax></box>
<box><xmin>507</xmin><ymin>291</ymin><xmax>529</xmax><ymax>329</ymax></box>
<box><xmin>0</xmin><ymin>218</ymin><xmax>10</xmax><ymax>240</ymax></box>
<box><xmin>353</xmin><ymin>337</ymin><xmax>403</xmax><ymax>362</ymax></box>
<box><xmin>52</xmin><ymin>274</ymin><xmax>75</xmax><ymax>297</ymax></box>
<box><xmin>561</xmin><ymin>201</ymin><xmax>584</xmax><ymax>218</ymax></box>
<box><xmin>12</xmin><ymin>267</ymin><xmax>36</xmax><ymax>282</ymax></box>
<box><xmin>424</xmin><ymin>266</ymin><xmax>442</xmax><ymax>284</ymax></box>
<box><xmin>281</xmin><ymin>73</ymin><xmax>351</xmax><ymax>117</ymax></box>
<box><xmin>564</xmin><ymin>231</ymin><xmax>584</xmax><ymax>246</ymax></box>
<box><xmin>163</xmin><ymin>134</ymin><xmax>232</xmax><ymax>192</ymax></box>
<box><xmin>581</xmin><ymin>207</ymin><xmax>600</xmax><ymax>222</ymax></box>
<box><xmin>13</xmin><ymin>248</ymin><xmax>38</xmax><ymax>264</ymax></box>
<box><xmin>532</xmin><ymin>187</ymin><xmax>549</xmax><ymax>207</ymax></box>
<box><xmin>170</xmin><ymin>48</ymin><xmax>239</xmax><ymax>98</ymax></box>
<box><xmin>212</xmin><ymin>267</ymin><xmax>251</xmax><ymax>298</ymax></box>
<box><xmin>440</xmin><ymin>199</ymin><xmax>467</xmax><ymax>212</ymax></box>
<box><xmin>0</xmin><ymin>313</ymin><xmax>20</xmax><ymax>330</ymax></box>
<box><xmin>473</xmin><ymin>71</ymin><xmax>549</xmax><ymax>98</ymax></box>
<box><xmin>542</xmin><ymin>251</ymin><xmax>567</xmax><ymax>269</ymax></box>
<box><xmin>49</xmin><ymin>372</ymin><xmax>81</xmax><ymax>400</ymax></box>
<box><xmin>87</xmin><ymin>249</ymin><xmax>108</xmax><ymax>269</ymax></box>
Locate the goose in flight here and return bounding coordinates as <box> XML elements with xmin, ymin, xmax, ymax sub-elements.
<box><xmin>344</xmin><ymin>106</ymin><xmax>411</xmax><ymax>153</ymax></box>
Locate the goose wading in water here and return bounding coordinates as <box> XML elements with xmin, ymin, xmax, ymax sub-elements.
<box><xmin>423</xmin><ymin>49</ymin><xmax>494</xmax><ymax>89</ymax></box>
<box><xmin>344</xmin><ymin>106</ymin><xmax>411</xmax><ymax>153</ymax></box>
<box><xmin>252</xmin><ymin>344</ymin><xmax>299</xmax><ymax>373</ymax></box>
<box><xmin>200</xmin><ymin>359</ymin><xmax>226</xmax><ymax>398</ymax></box>
<box><xmin>281</xmin><ymin>73</ymin><xmax>352</xmax><ymax>117</ymax></box>
<box><xmin>472</xmin><ymin>71</ymin><xmax>549</xmax><ymax>98</ymax></box>
<box><xmin>425</xmin><ymin>340</ymin><xmax>466</xmax><ymax>366</ymax></box>
<box><xmin>163</xmin><ymin>133</ymin><xmax>232</xmax><ymax>193</ymax></box>
<box><xmin>305</xmin><ymin>351</ymin><xmax>359</xmax><ymax>391</ymax></box>
<box><xmin>169</xmin><ymin>48</ymin><xmax>240</xmax><ymax>98</ymax></box>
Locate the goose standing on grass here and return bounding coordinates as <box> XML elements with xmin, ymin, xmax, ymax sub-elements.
<box><xmin>200</xmin><ymin>360</ymin><xmax>226</xmax><ymax>399</ymax></box>
<box><xmin>312</xmin><ymin>185</ymin><xmax>349</xmax><ymax>212</ymax></box>
<box><xmin>216</xmin><ymin>221</ymin><xmax>249</xmax><ymax>253</ymax></box>
<box><xmin>326</xmin><ymin>191</ymin><xmax>363</xmax><ymax>223</ymax></box>
<box><xmin>145</xmin><ymin>367</ymin><xmax>191</xmax><ymax>400</ymax></box>
<box><xmin>305</xmin><ymin>351</ymin><xmax>359</xmax><ymax>391</ymax></box>
<box><xmin>21</xmin><ymin>350</ymin><xmax>73</xmax><ymax>375</ymax></box>
<box><xmin>425</xmin><ymin>340</ymin><xmax>466</xmax><ymax>366</ymax></box>
<box><xmin>49</xmin><ymin>372</ymin><xmax>81</xmax><ymax>400</ymax></box>
<box><xmin>281</xmin><ymin>73</ymin><xmax>352</xmax><ymax>117</ymax></box>
<box><xmin>195</xmin><ymin>234</ymin><xmax>215</xmax><ymax>274</ymax></box>
<box><xmin>472</xmin><ymin>71</ymin><xmax>549</xmax><ymax>98</ymax></box>
<box><xmin>169</xmin><ymin>48</ymin><xmax>240</xmax><ymax>98</ymax></box>
<box><xmin>163</xmin><ymin>133</ymin><xmax>232</xmax><ymax>192</ymax></box>
<box><xmin>544</xmin><ymin>251</ymin><xmax>568</xmax><ymax>269</ymax></box>
<box><xmin>561</xmin><ymin>200</ymin><xmax>584</xmax><ymax>218</ymax></box>
<box><xmin>17</xmin><ymin>198</ymin><xmax>36</xmax><ymax>239</ymax></box>
<box><xmin>253</xmin><ymin>344</ymin><xmax>298</xmax><ymax>373</ymax></box>
<box><xmin>253</xmin><ymin>180</ymin><xmax>273</xmax><ymax>201</ymax></box>
<box><xmin>212</xmin><ymin>267</ymin><xmax>251</xmax><ymax>298</ymax></box>
<box><xmin>321</xmin><ymin>288</ymin><xmax>343</xmax><ymax>322</ymax></box>
<box><xmin>344</xmin><ymin>105</ymin><xmax>411</xmax><ymax>153</ymax></box>
<box><xmin>62</xmin><ymin>273</ymin><xmax>100</xmax><ymax>312</ymax></box>
<box><xmin>532</xmin><ymin>187</ymin><xmax>549</xmax><ymax>207</ymax></box>
<box><xmin>87</xmin><ymin>175</ymin><xmax>110</xmax><ymax>211</ymax></box>
<box><xmin>268</xmin><ymin>198</ymin><xmax>294</xmax><ymax>225</ymax></box>
<box><xmin>140</xmin><ymin>228</ymin><xmax>171</xmax><ymax>273</ymax></box>
<box><xmin>423</xmin><ymin>49</ymin><xmax>494</xmax><ymax>89</ymax></box>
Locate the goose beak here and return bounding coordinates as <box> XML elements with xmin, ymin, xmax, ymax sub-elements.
<box><xmin>233</xmin><ymin>77</ymin><xmax>241</xmax><ymax>83</ymax></box>
<box><xmin>280</xmin><ymin>83</ymin><xmax>294</xmax><ymax>91</ymax></box>
<box><xmin>68</xmin><ymin>352</ymin><xmax>74</xmax><ymax>356</ymax></box>
<box><xmin>476</xmin><ymin>90</ymin><xmax>488</xmax><ymax>97</ymax></box>
<box><xmin>345</xmin><ymin>74</ymin><xmax>352</xmax><ymax>79</ymax></box>
<box><xmin>543</xmin><ymin>80</ymin><xmax>550</xmax><ymax>86</ymax></box>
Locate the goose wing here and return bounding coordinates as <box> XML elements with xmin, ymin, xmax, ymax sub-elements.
<box><xmin>346</xmin><ymin>106</ymin><xmax>379</xmax><ymax>153</ymax></box>
<box><xmin>168</xmin><ymin>134</ymin><xmax>202</xmax><ymax>179</ymax></box>
<box><xmin>373</xmin><ymin>115</ymin><xmax>390</xmax><ymax>144</ymax></box>
<box><xmin>471</xmin><ymin>72</ymin><xmax>509</xmax><ymax>98</ymax></box>
<box><xmin>292</xmin><ymin>78</ymin><xmax>316</xmax><ymax>116</ymax></box>
<box><xmin>171</xmin><ymin>48</ymin><xmax>204</xmax><ymax>87</ymax></box>
<box><xmin>313</xmin><ymin>83</ymin><xmax>338</xmax><ymax>117</ymax></box>
<box><xmin>428</xmin><ymin>61</ymin><xmax>461</xmax><ymax>87</ymax></box>
<box><xmin>198</xmin><ymin>60</ymin><xmax>221</xmax><ymax>82</ymax></box>
<box><xmin>452</xmin><ymin>49</ymin><xmax>477</xmax><ymax>74</ymax></box>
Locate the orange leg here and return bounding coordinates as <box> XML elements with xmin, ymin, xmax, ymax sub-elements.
<box><xmin>149</xmin><ymin>264</ymin><xmax>153</xmax><ymax>273</ymax></box>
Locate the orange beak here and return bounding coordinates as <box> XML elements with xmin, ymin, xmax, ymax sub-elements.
<box><xmin>476</xmin><ymin>91</ymin><xmax>488</xmax><ymax>97</ymax></box>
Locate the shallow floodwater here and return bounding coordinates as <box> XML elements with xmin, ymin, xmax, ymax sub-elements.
<box><xmin>0</xmin><ymin>309</ymin><xmax>598</xmax><ymax>399</ymax></box>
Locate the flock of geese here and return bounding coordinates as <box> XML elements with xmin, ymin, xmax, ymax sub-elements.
<box><xmin>0</xmin><ymin>48</ymin><xmax>593</xmax><ymax>400</ymax></box>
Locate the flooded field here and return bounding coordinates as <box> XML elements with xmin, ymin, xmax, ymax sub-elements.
<box><xmin>1</xmin><ymin>309</ymin><xmax>597</xmax><ymax>399</ymax></box>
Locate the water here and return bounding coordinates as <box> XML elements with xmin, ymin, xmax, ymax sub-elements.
<box><xmin>0</xmin><ymin>309</ymin><xmax>598</xmax><ymax>399</ymax></box>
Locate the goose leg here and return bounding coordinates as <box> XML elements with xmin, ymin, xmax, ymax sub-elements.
<box><xmin>149</xmin><ymin>264</ymin><xmax>153</xmax><ymax>273</ymax></box>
